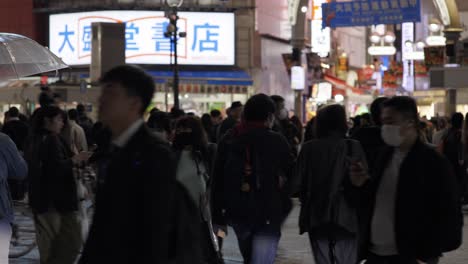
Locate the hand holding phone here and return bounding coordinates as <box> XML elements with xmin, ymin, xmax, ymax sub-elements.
<box><xmin>349</xmin><ymin>159</ymin><xmax>369</xmax><ymax>187</ymax></box>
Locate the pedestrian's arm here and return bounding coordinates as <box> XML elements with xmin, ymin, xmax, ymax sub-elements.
<box><xmin>1</xmin><ymin>136</ymin><xmax>27</xmax><ymax>180</ymax></box>
<box><xmin>142</xmin><ymin>145</ymin><xmax>177</xmax><ymax>262</ymax></box>
<box><xmin>291</xmin><ymin>146</ymin><xmax>307</xmax><ymax>200</ymax></box>
<box><xmin>77</xmin><ymin>127</ymin><xmax>88</xmax><ymax>152</ymax></box>
<box><xmin>211</xmin><ymin>137</ymin><xmax>227</xmax><ymax>226</ymax></box>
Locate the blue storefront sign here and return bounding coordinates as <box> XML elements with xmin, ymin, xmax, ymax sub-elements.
<box><xmin>322</xmin><ymin>0</ymin><xmax>421</xmax><ymax>28</ymax></box>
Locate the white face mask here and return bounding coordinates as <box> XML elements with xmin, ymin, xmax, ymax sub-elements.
<box><xmin>278</xmin><ymin>108</ymin><xmax>288</xmax><ymax>120</ymax></box>
<box><xmin>267</xmin><ymin>114</ymin><xmax>275</xmax><ymax>128</ymax></box>
<box><xmin>381</xmin><ymin>125</ymin><xmax>403</xmax><ymax>147</ymax></box>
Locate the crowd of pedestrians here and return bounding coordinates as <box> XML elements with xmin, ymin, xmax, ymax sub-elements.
<box><xmin>0</xmin><ymin>64</ymin><xmax>465</xmax><ymax>264</ymax></box>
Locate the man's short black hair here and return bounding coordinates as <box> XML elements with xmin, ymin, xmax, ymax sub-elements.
<box><xmin>76</xmin><ymin>104</ymin><xmax>86</xmax><ymax>114</ymax></box>
<box><xmin>361</xmin><ymin>113</ymin><xmax>371</xmax><ymax>123</ymax></box>
<box><xmin>316</xmin><ymin>104</ymin><xmax>348</xmax><ymax>138</ymax></box>
<box><xmin>370</xmin><ymin>97</ymin><xmax>387</xmax><ymax>126</ymax></box>
<box><xmin>68</xmin><ymin>109</ymin><xmax>79</xmax><ymax>121</ymax></box>
<box><xmin>451</xmin><ymin>112</ymin><xmax>464</xmax><ymax>129</ymax></box>
<box><xmin>382</xmin><ymin>96</ymin><xmax>419</xmax><ymax>123</ymax></box>
<box><xmin>270</xmin><ymin>95</ymin><xmax>285</xmax><ymax>105</ymax></box>
<box><xmin>210</xmin><ymin>109</ymin><xmax>221</xmax><ymax>118</ymax></box>
<box><xmin>147</xmin><ymin>111</ymin><xmax>171</xmax><ymax>134</ymax></box>
<box><xmin>100</xmin><ymin>65</ymin><xmax>155</xmax><ymax>114</ymax></box>
<box><xmin>230</xmin><ymin>101</ymin><xmax>243</xmax><ymax>110</ymax></box>
<box><xmin>8</xmin><ymin>107</ymin><xmax>19</xmax><ymax>118</ymax></box>
<box><xmin>243</xmin><ymin>94</ymin><xmax>276</xmax><ymax>122</ymax></box>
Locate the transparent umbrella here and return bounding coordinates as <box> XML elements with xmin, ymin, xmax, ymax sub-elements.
<box><xmin>0</xmin><ymin>33</ymin><xmax>68</xmax><ymax>81</ymax></box>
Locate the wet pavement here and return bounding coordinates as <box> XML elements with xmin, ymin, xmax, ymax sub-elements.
<box><xmin>10</xmin><ymin>199</ymin><xmax>468</xmax><ymax>264</ymax></box>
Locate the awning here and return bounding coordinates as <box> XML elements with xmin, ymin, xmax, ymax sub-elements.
<box><xmin>149</xmin><ymin>71</ymin><xmax>253</xmax><ymax>86</ymax></box>
<box><xmin>323</xmin><ymin>74</ymin><xmax>363</xmax><ymax>95</ymax></box>
<box><xmin>80</xmin><ymin>70</ymin><xmax>253</xmax><ymax>94</ymax></box>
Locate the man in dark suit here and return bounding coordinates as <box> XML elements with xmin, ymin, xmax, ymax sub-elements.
<box><xmin>350</xmin><ymin>96</ymin><xmax>461</xmax><ymax>264</ymax></box>
<box><xmin>2</xmin><ymin>107</ymin><xmax>29</xmax><ymax>152</ymax></box>
<box><xmin>79</xmin><ymin>65</ymin><xmax>201</xmax><ymax>264</ymax></box>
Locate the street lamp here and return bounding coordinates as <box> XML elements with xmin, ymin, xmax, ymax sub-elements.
<box><xmin>429</xmin><ymin>18</ymin><xmax>442</xmax><ymax>33</ymax></box>
<box><xmin>368</xmin><ymin>30</ymin><xmax>397</xmax><ymax>56</ymax></box>
<box><xmin>165</xmin><ymin>0</ymin><xmax>185</xmax><ymax>110</ymax></box>
<box><xmin>426</xmin><ymin>18</ymin><xmax>446</xmax><ymax>47</ymax></box>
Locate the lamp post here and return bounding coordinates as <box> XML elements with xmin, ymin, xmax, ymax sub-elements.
<box><xmin>403</xmin><ymin>40</ymin><xmax>425</xmax><ymax>92</ymax></box>
<box><xmin>165</xmin><ymin>0</ymin><xmax>185</xmax><ymax>110</ymax></box>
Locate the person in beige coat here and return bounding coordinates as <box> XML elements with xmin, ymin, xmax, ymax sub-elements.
<box><xmin>67</xmin><ymin>109</ymin><xmax>88</xmax><ymax>154</ymax></box>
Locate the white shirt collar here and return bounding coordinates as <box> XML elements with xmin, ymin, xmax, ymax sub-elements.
<box><xmin>112</xmin><ymin>119</ymin><xmax>145</xmax><ymax>148</ymax></box>
<box><xmin>8</xmin><ymin>117</ymin><xmax>19</xmax><ymax>121</ymax></box>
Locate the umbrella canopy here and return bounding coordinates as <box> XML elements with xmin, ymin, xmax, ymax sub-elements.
<box><xmin>0</xmin><ymin>33</ymin><xmax>68</xmax><ymax>82</ymax></box>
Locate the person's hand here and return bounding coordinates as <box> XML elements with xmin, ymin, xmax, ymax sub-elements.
<box><xmin>417</xmin><ymin>260</ymin><xmax>426</xmax><ymax>264</ymax></box>
<box><xmin>72</xmin><ymin>151</ymin><xmax>93</xmax><ymax>164</ymax></box>
<box><xmin>349</xmin><ymin>160</ymin><xmax>369</xmax><ymax>187</ymax></box>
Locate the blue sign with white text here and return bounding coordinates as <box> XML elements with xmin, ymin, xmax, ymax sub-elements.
<box><xmin>322</xmin><ymin>0</ymin><xmax>421</xmax><ymax>28</ymax></box>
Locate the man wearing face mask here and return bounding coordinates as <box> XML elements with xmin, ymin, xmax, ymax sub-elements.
<box><xmin>350</xmin><ymin>96</ymin><xmax>462</xmax><ymax>264</ymax></box>
<box><xmin>270</xmin><ymin>95</ymin><xmax>300</xmax><ymax>155</ymax></box>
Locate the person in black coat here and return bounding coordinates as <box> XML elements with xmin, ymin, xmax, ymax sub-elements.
<box><xmin>24</xmin><ymin>106</ymin><xmax>91</xmax><ymax>264</ymax></box>
<box><xmin>79</xmin><ymin>65</ymin><xmax>203</xmax><ymax>264</ymax></box>
<box><xmin>351</xmin><ymin>97</ymin><xmax>387</xmax><ymax>173</ymax></box>
<box><xmin>212</xmin><ymin>94</ymin><xmax>294</xmax><ymax>264</ymax></box>
<box><xmin>350</xmin><ymin>96</ymin><xmax>462</xmax><ymax>264</ymax></box>
<box><xmin>216</xmin><ymin>101</ymin><xmax>243</xmax><ymax>142</ymax></box>
<box><xmin>2</xmin><ymin>106</ymin><xmax>29</xmax><ymax>152</ymax></box>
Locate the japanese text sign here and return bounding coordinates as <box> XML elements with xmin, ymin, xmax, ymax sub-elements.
<box><xmin>49</xmin><ymin>11</ymin><xmax>235</xmax><ymax>65</ymax></box>
<box><xmin>322</xmin><ymin>0</ymin><xmax>421</xmax><ymax>28</ymax></box>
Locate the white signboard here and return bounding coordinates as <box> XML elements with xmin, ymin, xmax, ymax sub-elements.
<box><xmin>49</xmin><ymin>11</ymin><xmax>235</xmax><ymax>65</ymax></box>
<box><xmin>317</xmin><ymin>82</ymin><xmax>332</xmax><ymax>101</ymax></box>
<box><xmin>291</xmin><ymin>66</ymin><xmax>305</xmax><ymax>90</ymax></box>
<box><xmin>311</xmin><ymin>0</ymin><xmax>330</xmax><ymax>57</ymax></box>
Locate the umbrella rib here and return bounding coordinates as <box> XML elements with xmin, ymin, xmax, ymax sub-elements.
<box><xmin>3</xmin><ymin>42</ymin><xmax>20</xmax><ymax>80</ymax></box>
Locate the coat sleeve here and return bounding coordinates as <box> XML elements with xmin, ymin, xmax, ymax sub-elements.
<box><xmin>417</xmin><ymin>153</ymin><xmax>461</xmax><ymax>261</ymax></box>
<box><xmin>141</xmin><ymin>143</ymin><xmax>178</xmax><ymax>263</ymax></box>
<box><xmin>211</xmin><ymin>136</ymin><xmax>228</xmax><ymax>226</ymax></box>
<box><xmin>0</xmin><ymin>135</ymin><xmax>27</xmax><ymax>180</ymax></box>
<box><xmin>291</xmin><ymin>144</ymin><xmax>308</xmax><ymax>201</ymax></box>
<box><xmin>277</xmin><ymin>133</ymin><xmax>295</xmax><ymax>181</ymax></box>
<box><xmin>73</xmin><ymin>125</ymin><xmax>88</xmax><ymax>152</ymax></box>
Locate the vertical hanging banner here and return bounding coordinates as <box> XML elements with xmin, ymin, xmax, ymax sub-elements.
<box><xmin>402</xmin><ymin>22</ymin><xmax>414</xmax><ymax>92</ymax></box>
<box><xmin>311</xmin><ymin>0</ymin><xmax>331</xmax><ymax>57</ymax></box>
<box><xmin>322</xmin><ymin>0</ymin><xmax>421</xmax><ymax>28</ymax></box>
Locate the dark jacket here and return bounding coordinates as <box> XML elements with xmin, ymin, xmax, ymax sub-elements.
<box><xmin>216</xmin><ymin>116</ymin><xmax>237</xmax><ymax>142</ymax></box>
<box><xmin>356</xmin><ymin>140</ymin><xmax>462</xmax><ymax>262</ymax></box>
<box><xmin>26</xmin><ymin>131</ymin><xmax>78</xmax><ymax>214</ymax></box>
<box><xmin>351</xmin><ymin>126</ymin><xmax>386</xmax><ymax>174</ymax></box>
<box><xmin>294</xmin><ymin>137</ymin><xmax>367</xmax><ymax>235</ymax></box>
<box><xmin>2</xmin><ymin>119</ymin><xmax>29</xmax><ymax>151</ymax></box>
<box><xmin>212</xmin><ymin>126</ymin><xmax>294</xmax><ymax>230</ymax></box>
<box><xmin>272</xmin><ymin>119</ymin><xmax>300</xmax><ymax>157</ymax></box>
<box><xmin>442</xmin><ymin>128</ymin><xmax>466</xmax><ymax>195</ymax></box>
<box><xmin>80</xmin><ymin>125</ymin><xmax>203</xmax><ymax>264</ymax></box>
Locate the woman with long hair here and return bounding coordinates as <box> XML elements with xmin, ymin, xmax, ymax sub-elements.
<box><xmin>294</xmin><ymin>104</ymin><xmax>367</xmax><ymax>264</ymax></box>
<box><xmin>172</xmin><ymin>116</ymin><xmax>221</xmax><ymax>263</ymax></box>
<box><xmin>24</xmin><ymin>106</ymin><xmax>91</xmax><ymax>264</ymax></box>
